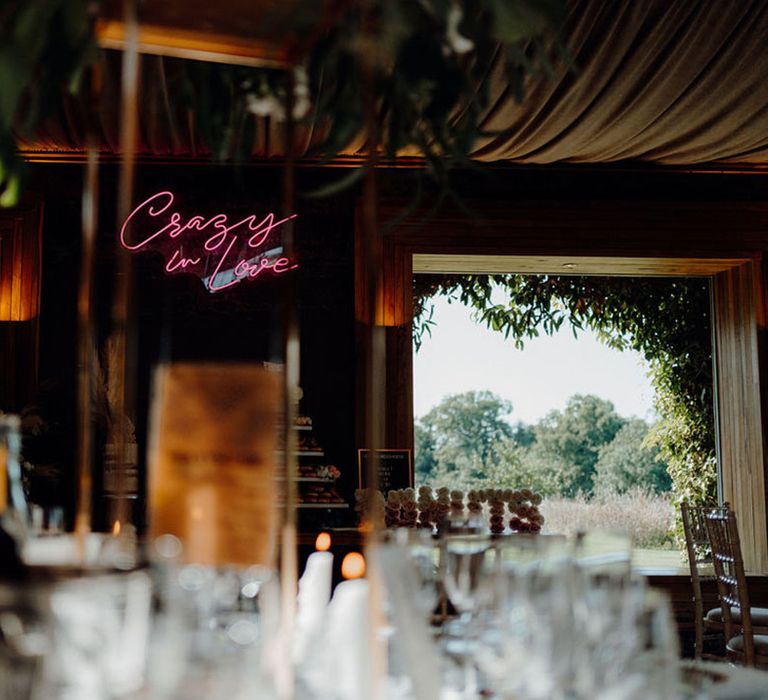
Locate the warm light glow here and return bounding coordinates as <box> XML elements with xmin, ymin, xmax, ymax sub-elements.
<box><xmin>119</xmin><ymin>190</ymin><xmax>298</xmax><ymax>292</ymax></box>
<box><xmin>0</xmin><ymin>222</ymin><xmax>41</xmax><ymax>321</ymax></box>
<box><xmin>315</xmin><ymin>532</ymin><xmax>331</xmax><ymax>552</ymax></box>
<box><xmin>357</xmin><ymin>519</ymin><xmax>374</xmax><ymax>535</ymax></box>
<box><xmin>112</xmin><ymin>520</ymin><xmax>121</xmax><ymax>536</ymax></box>
<box><xmin>341</xmin><ymin>552</ymin><xmax>366</xmax><ymax>580</ymax></box>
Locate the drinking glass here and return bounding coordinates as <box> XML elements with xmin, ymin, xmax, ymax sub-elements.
<box><xmin>475</xmin><ymin>550</ymin><xmax>680</xmax><ymax>700</ymax></box>
<box><xmin>146</xmin><ymin>535</ymin><xmax>277</xmax><ymax>698</ymax></box>
<box><xmin>0</xmin><ymin>569</ymin><xmax>152</xmax><ymax>700</ymax></box>
<box><xmin>0</xmin><ymin>415</ymin><xmax>28</xmax><ymax>542</ymax></box>
<box><xmin>574</xmin><ymin>529</ymin><xmax>632</xmax><ymax>576</ymax></box>
<box><xmin>441</xmin><ymin>522</ymin><xmax>493</xmax><ymax>698</ymax></box>
<box><xmin>396</xmin><ymin>528</ymin><xmax>439</xmax><ymax>619</ymax></box>
<box><xmin>442</xmin><ymin>518</ymin><xmax>493</xmax><ymax>617</ymax></box>
<box><xmin>579</xmin><ymin>583</ymin><xmax>679</xmax><ymax>699</ymax></box>
<box><xmin>28</xmin><ymin>505</ymin><xmax>65</xmax><ymax>536</ymax></box>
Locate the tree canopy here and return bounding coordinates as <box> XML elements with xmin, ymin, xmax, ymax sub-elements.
<box><xmin>525</xmin><ymin>394</ymin><xmax>625</xmax><ymax>497</ymax></box>
<box><xmin>415</xmin><ymin>391</ymin><xmax>671</xmax><ymax>498</ymax></box>
<box><xmin>416</xmin><ymin>390</ymin><xmax>513</xmax><ymax>484</ymax></box>
<box><xmin>595</xmin><ymin>419</ymin><xmax>672</xmax><ymax>495</ymax></box>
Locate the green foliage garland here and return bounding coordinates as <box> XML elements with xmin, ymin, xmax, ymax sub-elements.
<box><xmin>0</xmin><ymin>0</ymin><xmax>97</xmax><ymax>206</ymax></box>
<box><xmin>413</xmin><ymin>273</ymin><xmax>717</xmax><ymax>513</ymax></box>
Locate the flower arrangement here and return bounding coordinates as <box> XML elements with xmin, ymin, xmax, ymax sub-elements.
<box><xmin>316</xmin><ymin>465</ymin><xmax>341</xmax><ymax>481</ymax></box>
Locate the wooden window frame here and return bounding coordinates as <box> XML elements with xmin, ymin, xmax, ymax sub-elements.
<box><xmin>355</xmin><ymin>199</ymin><xmax>768</xmax><ymax>573</ymax></box>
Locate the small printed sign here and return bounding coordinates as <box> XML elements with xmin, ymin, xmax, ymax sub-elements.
<box><xmin>357</xmin><ymin>449</ymin><xmax>413</xmax><ymax>494</ymax></box>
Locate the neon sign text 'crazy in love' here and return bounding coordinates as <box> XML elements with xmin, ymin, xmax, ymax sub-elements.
<box><xmin>119</xmin><ymin>191</ymin><xmax>298</xmax><ymax>292</ymax></box>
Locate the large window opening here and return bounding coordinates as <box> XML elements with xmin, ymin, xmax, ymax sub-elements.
<box><xmin>412</xmin><ymin>272</ymin><xmax>717</xmax><ymax>569</ymax></box>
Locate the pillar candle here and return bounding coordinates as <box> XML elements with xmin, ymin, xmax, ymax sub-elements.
<box><xmin>324</xmin><ymin>577</ymin><xmax>370</xmax><ymax>700</ymax></box>
<box><xmin>299</xmin><ymin>550</ymin><xmax>334</xmax><ymax>612</ymax></box>
<box><xmin>294</xmin><ymin>549</ymin><xmax>334</xmax><ymax>662</ymax></box>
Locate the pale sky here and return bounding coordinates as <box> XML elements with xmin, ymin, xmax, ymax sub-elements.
<box><xmin>413</xmin><ymin>291</ymin><xmax>655</xmax><ymax>425</ymax></box>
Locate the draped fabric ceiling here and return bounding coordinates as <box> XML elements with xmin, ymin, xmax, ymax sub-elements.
<box><xmin>18</xmin><ymin>0</ymin><xmax>768</xmax><ymax>167</ymax></box>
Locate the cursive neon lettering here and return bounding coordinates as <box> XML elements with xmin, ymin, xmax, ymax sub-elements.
<box><xmin>206</xmin><ymin>235</ymin><xmax>241</xmax><ymax>292</ymax></box>
<box><xmin>247</xmin><ymin>213</ymin><xmax>298</xmax><ymax>249</ymax></box>
<box><xmin>165</xmin><ymin>248</ymin><xmax>201</xmax><ymax>272</ymax></box>
<box><xmin>272</xmin><ymin>257</ymin><xmax>299</xmax><ymax>274</ymax></box>
<box><xmin>120</xmin><ymin>191</ymin><xmax>175</xmax><ymax>250</ymax></box>
<box><xmin>118</xmin><ymin>190</ymin><xmax>299</xmax><ymax>292</ymax></box>
<box><xmin>233</xmin><ymin>259</ymin><xmax>251</xmax><ymax>279</ymax></box>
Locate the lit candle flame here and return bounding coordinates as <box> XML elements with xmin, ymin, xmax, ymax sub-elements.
<box><xmin>341</xmin><ymin>552</ymin><xmax>365</xmax><ymax>580</ymax></box>
<box><xmin>112</xmin><ymin>520</ymin><xmax>121</xmax><ymax>536</ymax></box>
<box><xmin>315</xmin><ymin>532</ymin><xmax>331</xmax><ymax>552</ymax></box>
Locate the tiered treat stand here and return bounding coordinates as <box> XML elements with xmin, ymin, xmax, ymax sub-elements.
<box><xmin>292</xmin><ymin>416</ymin><xmax>349</xmax><ymax>530</ymax></box>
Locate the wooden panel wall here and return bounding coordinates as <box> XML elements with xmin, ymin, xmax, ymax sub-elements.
<box><xmin>0</xmin><ymin>201</ymin><xmax>42</xmax><ymax>321</ymax></box>
<box><xmin>713</xmin><ymin>262</ymin><xmax>768</xmax><ymax>573</ymax></box>
<box><xmin>0</xmin><ymin>195</ymin><xmax>44</xmax><ymax>412</ymax></box>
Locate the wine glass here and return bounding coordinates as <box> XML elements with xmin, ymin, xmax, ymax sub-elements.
<box><xmin>441</xmin><ymin>518</ymin><xmax>494</xmax><ymax>698</ymax></box>
<box><xmin>396</xmin><ymin>528</ymin><xmax>440</xmax><ymax>620</ymax></box>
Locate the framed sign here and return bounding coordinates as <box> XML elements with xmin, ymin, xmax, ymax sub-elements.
<box><xmin>357</xmin><ymin>449</ymin><xmax>413</xmax><ymax>494</ymax></box>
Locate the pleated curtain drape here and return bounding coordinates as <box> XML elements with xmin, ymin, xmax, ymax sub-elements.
<box><xmin>18</xmin><ymin>0</ymin><xmax>768</xmax><ymax>167</ymax></box>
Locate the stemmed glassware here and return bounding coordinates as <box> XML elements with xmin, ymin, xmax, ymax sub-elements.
<box><xmin>395</xmin><ymin>527</ymin><xmax>440</xmax><ymax>621</ymax></box>
<box><xmin>471</xmin><ymin>554</ymin><xmax>680</xmax><ymax>700</ymax></box>
<box><xmin>441</xmin><ymin>516</ymin><xmax>494</xmax><ymax>698</ymax></box>
<box><xmin>442</xmin><ymin>515</ymin><xmax>496</xmax><ymax>614</ymax></box>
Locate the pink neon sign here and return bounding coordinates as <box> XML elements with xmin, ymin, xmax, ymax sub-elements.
<box><xmin>120</xmin><ymin>191</ymin><xmax>298</xmax><ymax>292</ymax></box>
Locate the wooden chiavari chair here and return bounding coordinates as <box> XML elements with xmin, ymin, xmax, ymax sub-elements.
<box><xmin>704</xmin><ymin>506</ymin><xmax>768</xmax><ymax>667</ymax></box>
<box><xmin>681</xmin><ymin>502</ymin><xmax>723</xmax><ymax>659</ymax></box>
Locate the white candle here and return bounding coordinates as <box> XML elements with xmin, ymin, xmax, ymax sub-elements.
<box><xmin>299</xmin><ymin>551</ymin><xmax>334</xmax><ymax>610</ymax></box>
<box><xmin>314</xmin><ymin>552</ymin><xmax>370</xmax><ymax>700</ymax></box>
<box><xmin>294</xmin><ymin>537</ymin><xmax>334</xmax><ymax>663</ymax></box>
<box><xmin>325</xmin><ymin>577</ymin><xmax>370</xmax><ymax>700</ymax></box>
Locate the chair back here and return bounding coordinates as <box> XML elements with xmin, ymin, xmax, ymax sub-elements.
<box><xmin>704</xmin><ymin>506</ymin><xmax>755</xmax><ymax>665</ymax></box>
<box><xmin>680</xmin><ymin>502</ymin><xmax>717</xmax><ymax>658</ymax></box>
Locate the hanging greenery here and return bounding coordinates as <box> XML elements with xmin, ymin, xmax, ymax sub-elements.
<box><xmin>413</xmin><ymin>273</ymin><xmax>718</xmax><ymax>518</ymax></box>
<box><xmin>0</xmin><ymin>0</ymin><xmax>97</xmax><ymax>206</ymax></box>
<box><xmin>303</xmin><ymin>0</ymin><xmax>569</xmax><ymax>191</ymax></box>
<box><xmin>0</xmin><ymin>0</ymin><xmax>568</xmax><ymax>206</ymax></box>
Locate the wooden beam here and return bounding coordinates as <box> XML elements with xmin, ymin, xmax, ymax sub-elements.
<box><xmin>413</xmin><ymin>254</ymin><xmax>750</xmax><ymax>277</ymax></box>
<box><xmin>95</xmin><ymin>0</ymin><xmax>344</xmax><ymax>68</ymax></box>
<box><xmin>713</xmin><ymin>261</ymin><xmax>768</xmax><ymax>574</ymax></box>
<box><xmin>96</xmin><ymin>20</ymin><xmax>293</xmax><ymax>68</ymax></box>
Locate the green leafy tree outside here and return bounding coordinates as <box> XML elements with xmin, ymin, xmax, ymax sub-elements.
<box><xmin>524</xmin><ymin>395</ymin><xmax>625</xmax><ymax>497</ymax></box>
<box><xmin>414</xmin><ymin>421</ymin><xmax>438</xmax><ymax>480</ymax></box>
<box><xmin>595</xmin><ymin>419</ymin><xmax>672</xmax><ymax>495</ymax></box>
<box><xmin>417</xmin><ymin>391</ymin><xmax>514</xmax><ymax>484</ymax></box>
<box><xmin>415</xmin><ymin>391</ymin><xmax>669</xmax><ymax>499</ymax></box>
